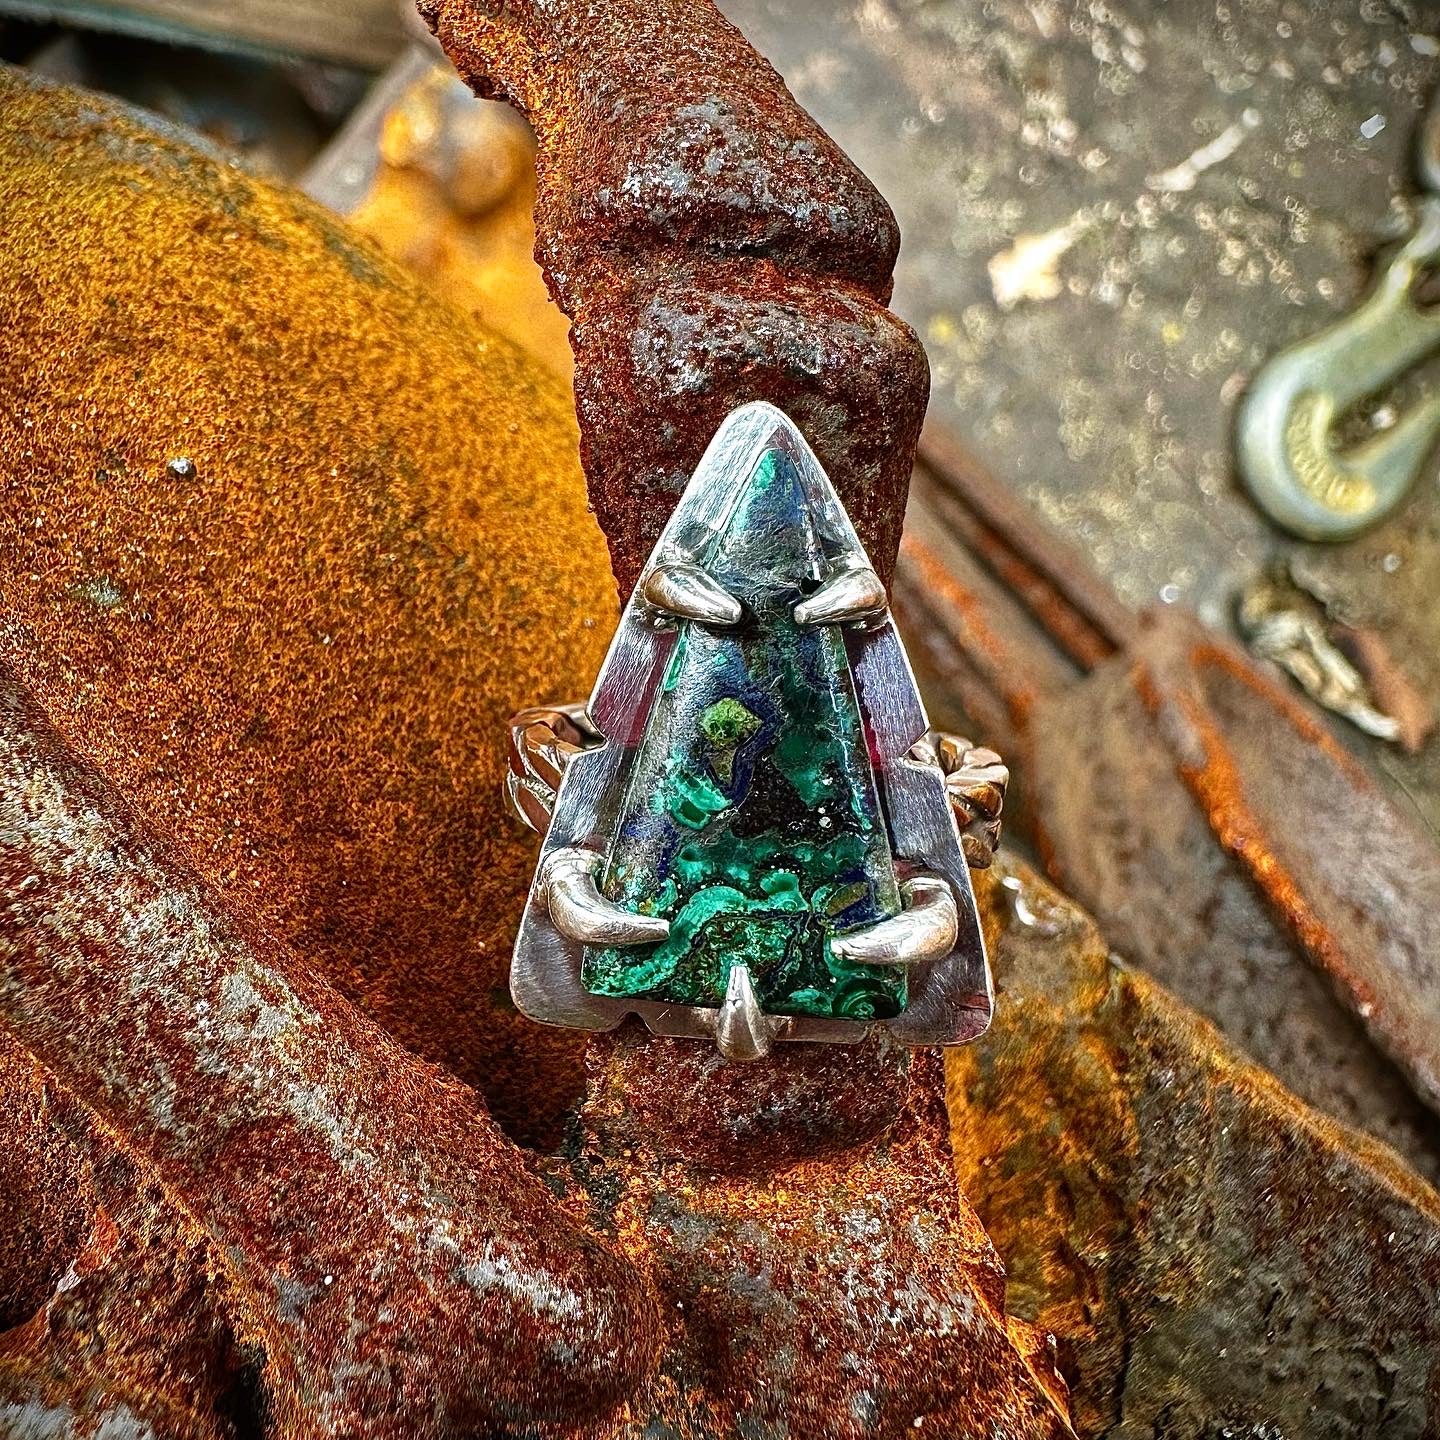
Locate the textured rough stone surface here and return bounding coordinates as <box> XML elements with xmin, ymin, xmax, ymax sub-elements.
<box><xmin>952</xmin><ymin>861</ymin><xmax>1440</xmax><ymax>1438</ymax></box>
<box><xmin>586</xmin><ymin>448</ymin><xmax>903</xmax><ymax>1019</ymax></box>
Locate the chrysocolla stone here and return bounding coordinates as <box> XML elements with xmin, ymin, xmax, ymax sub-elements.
<box><xmin>581</xmin><ymin>447</ymin><xmax>904</xmax><ymax>1020</ymax></box>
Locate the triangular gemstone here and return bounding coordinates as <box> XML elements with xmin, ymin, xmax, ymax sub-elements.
<box><xmin>581</xmin><ymin>447</ymin><xmax>905</xmax><ymax>1019</ymax></box>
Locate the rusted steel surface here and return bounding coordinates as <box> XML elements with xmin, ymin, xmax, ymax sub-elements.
<box><xmin>0</xmin><ymin>1154</ymin><xmax>245</xmax><ymax>1440</ymax></box>
<box><xmin>950</xmin><ymin>861</ymin><xmax>1440</xmax><ymax>1437</ymax></box>
<box><xmin>0</xmin><ymin>62</ymin><xmax>618</xmax><ymax>1151</ymax></box>
<box><xmin>4</xmin><ymin>8</ymin><xmax>1434</xmax><ymax>1437</ymax></box>
<box><xmin>1138</xmin><ymin>620</ymin><xmax>1440</xmax><ymax>1114</ymax></box>
<box><xmin>0</xmin><ymin>1041</ymin><xmax>93</xmax><ymax>1335</ymax></box>
<box><xmin>1034</xmin><ymin>621</ymin><xmax>1440</xmax><ymax>1176</ymax></box>
<box><xmin>421</xmin><ymin>0</ymin><xmax>930</xmax><ymax>595</ymax></box>
<box><xmin>0</xmin><ymin>67</ymin><xmax>644</xmax><ymax>1435</ymax></box>
<box><xmin>304</xmin><ymin>46</ymin><xmax>577</xmax><ymax>382</ymax></box>
<box><xmin>915</xmin><ymin>423</ymin><xmax>1135</xmax><ymax>667</ymax></box>
<box><xmin>0</xmin><ymin>659</ymin><xmax>660</xmax><ymax>1434</ymax></box>
<box><xmin>569</xmin><ymin>1031</ymin><xmax>1073</xmax><ymax>1437</ymax></box>
<box><xmin>1028</xmin><ymin>634</ymin><xmax>1440</xmax><ymax>1185</ymax></box>
<box><xmin>898</xmin><ymin>427</ymin><xmax>1440</xmax><ymax>1182</ymax></box>
<box><xmin>0</xmin><ymin>69</ymin><xmax>1068</xmax><ymax>1437</ymax></box>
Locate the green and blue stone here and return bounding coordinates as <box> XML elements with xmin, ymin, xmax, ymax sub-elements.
<box><xmin>580</xmin><ymin>447</ymin><xmax>905</xmax><ymax>1020</ymax></box>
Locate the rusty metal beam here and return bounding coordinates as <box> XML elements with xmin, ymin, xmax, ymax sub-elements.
<box><xmin>421</xmin><ymin>0</ymin><xmax>930</xmax><ymax>595</ymax></box>
<box><xmin>0</xmin><ymin>659</ymin><xmax>659</xmax><ymax>1436</ymax></box>
<box><xmin>901</xmin><ymin>417</ymin><xmax>1440</xmax><ymax>1179</ymax></box>
<box><xmin>952</xmin><ymin>862</ymin><xmax>1440</xmax><ymax>1435</ymax></box>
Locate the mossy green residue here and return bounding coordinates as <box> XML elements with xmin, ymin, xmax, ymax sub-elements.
<box><xmin>698</xmin><ymin>697</ymin><xmax>759</xmax><ymax>784</ymax></box>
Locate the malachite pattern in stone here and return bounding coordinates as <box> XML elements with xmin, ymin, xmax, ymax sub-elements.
<box><xmin>581</xmin><ymin>447</ymin><xmax>905</xmax><ymax>1020</ymax></box>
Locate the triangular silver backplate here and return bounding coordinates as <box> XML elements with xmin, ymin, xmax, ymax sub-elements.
<box><xmin>510</xmin><ymin>401</ymin><xmax>993</xmax><ymax>1049</ymax></box>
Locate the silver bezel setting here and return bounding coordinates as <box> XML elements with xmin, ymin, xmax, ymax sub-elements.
<box><xmin>510</xmin><ymin>401</ymin><xmax>994</xmax><ymax>1049</ymax></box>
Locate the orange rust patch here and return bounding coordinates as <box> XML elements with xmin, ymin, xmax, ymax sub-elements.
<box><xmin>0</xmin><ymin>69</ymin><xmax>616</xmax><ymax>1149</ymax></box>
<box><xmin>1132</xmin><ymin>638</ymin><xmax>1373</xmax><ymax>1016</ymax></box>
<box><xmin>951</xmin><ymin>860</ymin><xmax>1440</xmax><ymax>1436</ymax></box>
<box><xmin>898</xmin><ymin>532</ymin><xmax>1048</xmax><ymax>733</ymax></box>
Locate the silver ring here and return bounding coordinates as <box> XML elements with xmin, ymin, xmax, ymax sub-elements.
<box><xmin>506</xmin><ymin>403</ymin><xmax>1006</xmax><ymax>1060</ymax></box>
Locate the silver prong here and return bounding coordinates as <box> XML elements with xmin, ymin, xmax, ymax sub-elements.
<box><xmin>712</xmin><ymin>964</ymin><xmax>785</xmax><ymax>1061</ymax></box>
<box><xmin>542</xmin><ymin>847</ymin><xmax>670</xmax><ymax>946</ymax></box>
<box><xmin>830</xmin><ymin>875</ymin><xmax>958</xmax><ymax>966</ymax></box>
<box><xmin>793</xmin><ymin>563</ymin><xmax>887</xmax><ymax>626</ymax></box>
<box><xmin>641</xmin><ymin>561</ymin><xmax>742</xmax><ymax>627</ymax></box>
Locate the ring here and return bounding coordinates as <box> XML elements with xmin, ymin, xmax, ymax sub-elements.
<box><xmin>506</xmin><ymin>403</ymin><xmax>1006</xmax><ymax>1060</ymax></box>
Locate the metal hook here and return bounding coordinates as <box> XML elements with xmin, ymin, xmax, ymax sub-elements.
<box><xmin>1237</xmin><ymin>99</ymin><xmax>1440</xmax><ymax>541</ymax></box>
